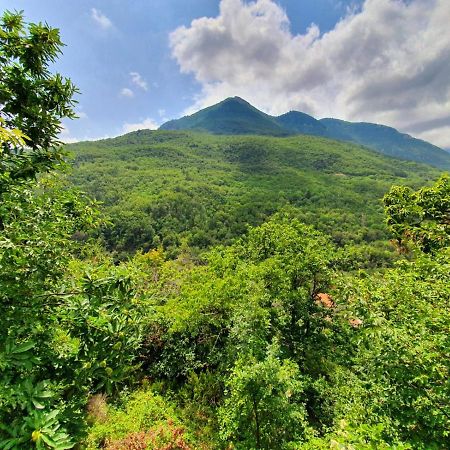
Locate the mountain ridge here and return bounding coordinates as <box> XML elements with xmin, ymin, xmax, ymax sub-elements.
<box><xmin>159</xmin><ymin>97</ymin><xmax>450</xmax><ymax>169</ymax></box>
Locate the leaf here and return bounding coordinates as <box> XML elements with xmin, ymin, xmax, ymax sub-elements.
<box><xmin>38</xmin><ymin>391</ymin><xmax>54</xmax><ymax>399</ymax></box>
<box><xmin>11</xmin><ymin>341</ymin><xmax>35</xmax><ymax>354</ymax></box>
<box><xmin>54</xmin><ymin>439</ymin><xmax>75</xmax><ymax>450</ymax></box>
<box><xmin>40</xmin><ymin>433</ymin><xmax>56</xmax><ymax>448</ymax></box>
<box><xmin>2</xmin><ymin>439</ymin><xmax>20</xmax><ymax>450</ymax></box>
<box><xmin>32</xmin><ymin>399</ymin><xmax>46</xmax><ymax>410</ymax></box>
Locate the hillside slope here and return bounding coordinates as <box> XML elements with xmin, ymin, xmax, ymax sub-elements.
<box><xmin>159</xmin><ymin>97</ymin><xmax>450</xmax><ymax>169</ymax></box>
<box><xmin>69</xmin><ymin>130</ymin><xmax>439</xmax><ymax>261</ymax></box>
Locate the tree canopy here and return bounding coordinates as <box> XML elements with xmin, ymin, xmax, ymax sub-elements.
<box><xmin>0</xmin><ymin>10</ymin><xmax>77</xmax><ymax>189</ymax></box>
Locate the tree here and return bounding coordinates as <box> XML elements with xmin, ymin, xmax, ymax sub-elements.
<box><xmin>0</xmin><ymin>10</ymin><xmax>140</xmax><ymax>449</ymax></box>
<box><xmin>384</xmin><ymin>175</ymin><xmax>450</xmax><ymax>253</ymax></box>
<box><xmin>219</xmin><ymin>344</ymin><xmax>310</xmax><ymax>449</ymax></box>
<box><xmin>0</xmin><ymin>10</ymin><xmax>78</xmax><ymax>190</ymax></box>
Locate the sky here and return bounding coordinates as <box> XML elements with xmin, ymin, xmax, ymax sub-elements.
<box><xmin>1</xmin><ymin>0</ymin><xmax>449</xmax><ymax>148</ymax></box>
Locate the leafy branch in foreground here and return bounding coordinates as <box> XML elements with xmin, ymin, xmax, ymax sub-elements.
<box><xmin>0</xmin><ymin>10</ymin><xmax>78</xmax><ymax>190</ymax></box>
<box><xmin>384</xmin><ymin>174</ymin><xmax>450</xmax><ymax>252</ymax></box>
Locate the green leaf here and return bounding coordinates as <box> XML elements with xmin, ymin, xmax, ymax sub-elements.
<box><xmin>32</xmin><ymin>399</ymin><xmax>46</xmax><ymax>410</ymax></box>
<box><xmin>40</xmin><ymin>433</ymin><xmax>56</xmax><ymax>448</ymax></box>
<box><xmin>9</xmin><ymin>341</ymin><xmax>35</xmax><ymax>354</ymax></box>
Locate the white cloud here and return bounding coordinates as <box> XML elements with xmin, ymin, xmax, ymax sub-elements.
<box><xmin>158</xmin><ymin>109</ymin><xmax>166</xmax><ymax>117</ymax></box>
<box><xmin>120</xmin><ymin>87</ymin><xmax>135</xmax><ymax>98</ymax></box>
<box><xmin>122</xmin><ymin>118</ymin><xmax>159</xmax><ymax>133</ymax></box>
<box><xmin>170</xmin><ymin>0</ymin><xmax>450</xmax><ymax>148</ymax></box>
<box><xmin>76</xmin><ymin>111</ymin><xmax>88</xmax><ymax>119</ymax></box>
<box><xmin>59</xmin><ymin>124</ymin><xmax>79</xmax><ymax>144</ymax></box>
<box><xmin>91</xmin><ymin>8</ymin><xmax>113</xmax><ymax>30</ymax></box>
<box><xmin>130</xmin><ymin>72</ymin><xmax>148</xmax><ymax>91</ymax></box>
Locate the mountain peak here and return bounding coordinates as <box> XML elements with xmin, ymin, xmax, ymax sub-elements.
<box><xmin>160</xmin><ymin>96</ymin><xmax>289</xmax><ymax>136</ymax></box>
<box><xmin>222</xmin><ymin>96</ymin><xmax>249</xmax><ymax>104</ymax></box>
<box><xmin>276</xmin><ymin>110</ymin><xmax>327</xmax><ymax>136</ymax></box>
<box><xmin>158</xmin><ymin>97</ymin><xmax>450</xmax><ymax>169</ymax></box>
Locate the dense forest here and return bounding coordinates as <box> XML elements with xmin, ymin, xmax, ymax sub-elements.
<box><xmin>69</xmin><ymin>130</ymin><xmax>438</xmax><ymax>267</ymax></box>
<box><xmin>1</xmin><ymin>11</ymin><xmax>449</xmax><ymax>450</ymax></box>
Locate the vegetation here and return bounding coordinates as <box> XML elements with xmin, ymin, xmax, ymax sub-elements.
<box><xmin>0</xmin><ymin>11</ymin><xmax>141</xmax><ymax>449</ymax></box>
<box><xmin>69</xmin><ymin>129</ymin><xmax>439</xmax><ymax>264</ymax></box>
<box><xmin>1</xmin><ymin>10</ymin><xmax>449</xmax><ymax>450</ymax></box>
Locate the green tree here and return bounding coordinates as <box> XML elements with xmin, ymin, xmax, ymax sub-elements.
<box><xmin>219</xmin><ymin>344</ymin><xmax>310</xmax><ymax>449</ymax></box>
<box><xmin>0</xmin><ymin>10</ymin><xmax>143</xmax><ymax>449</ymax></box>
<box><xmin>0</xmin><ymin>10</ymin><xmax>78</xmax><ymax>190</ymax></box>
<box><xmin>384</xmin><ymin>174</ymin><xmax>450</xmax><ymax>252</ymax></box>
<box><xmin>334</xmin><ymin>249</ymin><xmax>450</xmax><ymax>446</ymax></box>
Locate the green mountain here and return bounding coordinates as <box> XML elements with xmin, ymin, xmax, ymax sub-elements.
<box><xmin>159</xmin><ymin>97</ymin><xmax>450</xmax><ymax>169</ymax></box>
<box><xmin>319</xmin><ymin>118</ymin><xmax>450</xmax><ymax>169</ymax></box>
<box><xmin>159</xmin><ymin>96</ymin><xmax>288</xmax><ymax>136</ymax></box>
<box><xmin>69</xmin><ymin>130</ymin><xmax>439</xmax><ymax>262</ymax></box>
<box><xmin>277</xmin><ymin>111</ymin><xmax>327</xmax><ymax>136</ymax></box>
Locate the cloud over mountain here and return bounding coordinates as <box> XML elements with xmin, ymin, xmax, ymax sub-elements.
<box><xmin>170</xmin><ymin>0</ymin><xmax>450</xmax><ymax>148</ymax></box>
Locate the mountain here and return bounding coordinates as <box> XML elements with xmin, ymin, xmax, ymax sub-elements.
<box><xmin>159</xmin><ymin>96</ymin><xmax>288</xmax><ymax>136</ymax></box>
<box><xmin>159</xmin><ymin>97</ymin><xmax>450</xmax><ymax>169</ymax></box>
<box><xmin>319</xmin><ymin>118</ymin><xmax>450</xmax><ymax>169</ymax></box>
<box><xmin>277</xmin><ymin>111</ymin><xmax>327</xmax><ymax>136</ymax></box>
<box><xmin>69</xmin><ymin>130</ymin><xmax>439</xmax><ymax>260</ymax></box>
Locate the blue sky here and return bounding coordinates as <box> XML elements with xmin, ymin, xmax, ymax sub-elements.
<box><xmin>1</xmin><ymin>1</ymin><xmax>449</xmax><ymax>148</ymax></box>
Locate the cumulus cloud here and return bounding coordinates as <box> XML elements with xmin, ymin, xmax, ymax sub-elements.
<box><xmin>122</xmin><ymin>118</ymin><xmax>159</xmax><ymax>133</ymax></box>
<box><xmin>130</xmin><ymin>72</ymin><xmax>148</xmax><ymax>91</ymax></box>
<box><xmin>120</xmin><ymin>87</ymin><xmax>135</xmax><ymax>98</ymax></box>
<box><xmin>170</xmin><ymin>0</ymin><xmax>450</xmax><ymax>148</ymax></box>
<box><xmin>59</xmin><ymin>122</ymin><xmax>113</xmax><ymax>143</ymax></box>
<box><xmin>91</xmin><ymin>8</ymin><xmax>113</xmax><ymax>30</ymax></box>
<box><xmin>59</xmin><ymin>124</ymin><xmax>79</xmax><ymax>144</ymax></box>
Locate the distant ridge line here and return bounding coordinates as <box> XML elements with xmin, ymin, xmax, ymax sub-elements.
<box><xmin>159</xmin><ymin>97</ymin><xmax>450</xmax><ymax>169</ymax></box>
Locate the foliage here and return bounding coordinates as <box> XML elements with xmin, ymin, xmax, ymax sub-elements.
<box><xmin>128</xmin><ymin>198</ymin><xmax>449</xmax><ymax>449</ymax></box>
<box><xmin>85</xmin><ymin>388</ymin><xmax>196</xmax><ymax>450</ymax></box>
<box><xmin>219</xmin><ymin>344</ymin><xmax>310</xmax><ymax>449</ymax></box>
<box><xmin>0</xmin><ymin>10</ymin><xmax>78</xmax><ymax>189</ymax></box>
<box><xmin>303</xmin><ymin>420</ymin><xmax>412</xmax><ymax>449</ymax></box>
<box><xmin>0</xmin><ymin>174</ymin><xmax>144</xmax><ymax>446</ymax></box>
<box><xmin>140</xmin><ymin>215</ymin><xmax>334</xmax><ymax>380</ymax></box>
<box><xmin>0</xmin><ymin>118</ymin><xmax>27</xmax><ymax>148</ymax></box>
<box><xmin>0</xmin><ymin>10</ymin><xmax>143</xmax><ymax>448</ymax></box>
<box><xmin>384</xmin><ymin>174</ymin><xmax>450</xmax><ymax>252</ymax></box>
<box><xmin>335</xmin><ymin>250</ymin><xmax>450</xmax><ymax>447</ymax></box>
<box><xmin>0</xmin><ymin>409</ymin><xmax>74</xmax><ymax>450</ymax></box>
<box><xmin>69</xmin><ymin>130</ymin><xmax>439</xmax><ymax>264</ymax></box>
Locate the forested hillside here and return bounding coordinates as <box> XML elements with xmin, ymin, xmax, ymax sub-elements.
<box><xmin>69</xmin><ymin>130</ymin><xmax>438</xmax><ymax>266</ymax></box>
<box><xmin>1</xmin><ymin>9</ymin><xmax>449</xmax><ymax>450</ymax></box>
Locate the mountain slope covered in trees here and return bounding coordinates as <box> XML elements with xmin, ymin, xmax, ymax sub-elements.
<box><xmin>159</xmin><ymin>97</ymin><xmax>450</xmax><ymax>169</ymax></box>
<box><xmin>69</xmin><ymin>130</ymin><xmax>439</xmax><ymax>264</ymax></box>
